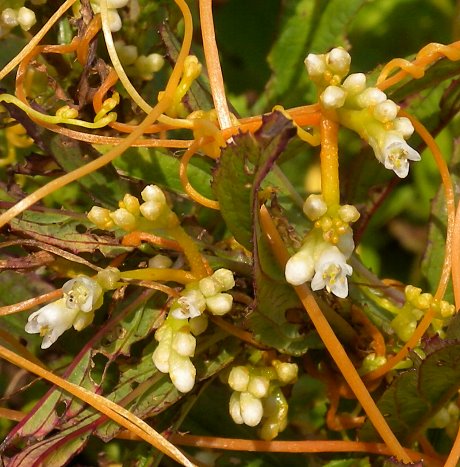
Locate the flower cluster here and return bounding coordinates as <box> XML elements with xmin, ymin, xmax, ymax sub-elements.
<box><xmin>91</xmin><ymin>0</ymin><xmax>130</xmax><ymax>32</ymax></box>
<box><xmin>87</xmin><ymin>185</ymin><xmax>178</xmax><ymax>232</ymax></box>
<box><xmin>115</xmin><ymin>41</ymin><xmax>165</xmax><ymax>81</ymax></box>
<box><xmin>25</xmin><ymin>269</ymin><xmax>120</xmax><ymax>349</ymax></box>
<box><xmin>152</xmin><ymin>314</ymin><xmax>208</xmax><ymax>393</ymax></box>
<box><xmin>391</xmin><ymin>285</ymin><xmax>455</xmax><ymax>341</ymax></box>
<box><xmin>305</xmin><ymin>48</ymin><xmax>421</xmax><ymax>178</ymax></box>
<box><xmin>1</xmin><ymin>6</ymin><xmax>36</xmax><ymax>34</ymax></box>
<box><xmin>285</xmin><ymin>194</ymin><xmax>359</xmax><ymax>298</ymax></box>
<box><xmin>227</xmin><ymin>360</ymin><xmax>298</xmax><ymax>440</ymax></box>
<box><xmin>152</xmin><ymin>269</ymin><xmax>235</xmax><ymax>392</ymax></box>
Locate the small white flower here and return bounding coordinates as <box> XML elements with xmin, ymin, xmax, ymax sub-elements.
<box><xmin>311</xmin><ymin>246</ymin><xmax>352</xmax><ymax>298</ymax></box>
<box><xmin>25</xmin><ymin>299</ymin><xmax>80</xmax><ymax>349</ymax></box>
<box><xmin>369</xmin><ymin>132</ymin><xmax>421</xmax><ymax>178</ymax></box>
<box><xmin>170</xmin><ymin>288</ymin><xmax>206</xmax><ymax>319</ymax></box>
<box><xmin>62</xmin><ymin>277</ymin><xmax>103</xmax><ymax>313</ymax></box>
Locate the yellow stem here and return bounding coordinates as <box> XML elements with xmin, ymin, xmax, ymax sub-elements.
<box><xmin>120</xmin><ymin>268</ymin><xmax>196</xmax><ymax>284</ymax></box>
<box><xmin>259</xmin><ymin>205</ymin><xmax>411</xmax><ymax>463</ymax></box>
<box><xmin>319</xmin><ymin>116</ymin><xmax>340</xmax><ymax>208</ymax></box>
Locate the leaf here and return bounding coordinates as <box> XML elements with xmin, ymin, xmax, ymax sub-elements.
<box><xmin>8</xmin><ymin>209</ymin><xmax>130</xmax><ymax>257</ymax></box>
<box><xmin>420</xmin><ymin>140</ymin><xmax>460</xmax><ymax>303</ymax></box>
<box><xmin>212</xmin><ymin>111</ymin><xmax>297</xmax><ymax>250</ymax></box>
<box><xmin>112</xmin><ymin>146</ymin><xmax>215</xmax><ymax>199</ymax></box>
<box><xmin>360</xmin><ymin>338</ymin><xmax>460</xmax><ymax>443</ymax></box>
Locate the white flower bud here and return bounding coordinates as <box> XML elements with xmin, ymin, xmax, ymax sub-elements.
<box><xmin>247</xmin><ymin>375</ymin><xmax>270</xmax><ymax>398</ymax></box>
<box><xmin>189</xmin><ymin>315</ymin><xmax>208</xmax><ymax>336</ymax></box>
<box><xmin>342</xmin><ymin>73</ymin><xmax>366</xmax><ymax>95</ymax></box>
<box><xmin>199</xmin><ymin>276</ymin><xmax>219</xmax><ymax>298</ymax></box>
<box><xmin>272</xmin><ymin>361</ymin><xmax>298</xmax><ymax>384</ymax></box>
<box><xmin>1</xmin><ymin>8</ymin><xmax>18</xmax><ymax>27</ymax></box>
<box><xmin>356</xmin><ymin>87</ymin><xmax>387</xmax><ymax>108</ymax></box>
<box><xmin>120</xmin><ymin>194</ymin><xmax>140</xmax><ymax>215</ymax></box>
<box><xmin>73</xmin><ymin>310</ymin><xmax>95</xmax><ymax>331</ymax></box>
<box><xmin>206</xmin><ymin>293</ymin><xmax>233</xmax><ymax>316</ymax></box>
<box><xmin>138</xmin><ymin>53</ymin><xmax>165</xmax><ymax>73</ymax></box>
<box><xmin>152</xmin><ymin>338</ymin><xmax>171</xmax><ymax>373</ymax></box>
<box><xmin>87</xmin><ymin>206</ymin><xmax>114</xmax><ymax>229</ymax></box>
<box><xmin>240</xmin><ymin>392</ymin><xmax>264</xmax><ymax>427</ymax></box>
<box><xmin>304</xmin><ymin>53</ymin><xmax>327</xmax><ymax>78</ymax></box>
<box><xmin>110</xmin><ymin>208</ymin><xmax>137</xmax><ymax>231</ymax></box>
<box><xmin>303</xmin><ymin>194</ymin><xmax>327</xmax><ymax>221</ymax></box>
<box><xmin>141</xmin><ymin>185</ymin><xmax>166</xmax><ymax>203</ymax></box>
<box><xmin>106</xmin><ymin>9</ymin><xmax>122</xmax><ymax>32</ymax></box>
<box><xmin>172</xmin><ymin>331</ymin><xmax>196</xmax><ymax>357</ymax></box>
<box><xmin>212</xmin><ymin>269</ymin><xmax>235</xmax><ymax>291</ymax></box>
<box><xmin>393</xmin><ymin>117</ymin><xmax>414</xmax><ymax>138</ymax></box>
<box><xmin>169</xmin><ymin>353</ymin><xmax>196</xmax><ymax>393</ymax></box>
<box><xmin>228</xmin><ymin>366</ymin><xmax>250</xmax><ymax>392</ymax></box>
<box><xmin>326</xmin><ymin>47</ymin><xmax>351</xmax><ymax>76</ymax></box>
<box><xmin>97</xmin><ymin>267</ymin><xmax>121</xmax><ymax>290</ymax></box>
<box><xmin>139</xmin><ymin>201</ymin><xmax>163</xmax><ymax>221</ymax></box>
<box><xmin>17</xmin><ymin>7</ymin><xmax>36</xmax><ymax>31</ymax></box>
<box><xmin>229</xmin><ymin>392</ymin><xmax>244</xmax><ymax>424</ymax></box>
<box><xmin>285</xmin><ymin>249</ymin><xmax>315</xmax><ymax>286</ymax></box>
<box><xmin>338</xmin><ymin>204</ymin><xmax>360</xmax><ymax>223</ymax></box>
<box><xmin>320</xmin><ymin>86</ymin><xmax>347</xmax><ymax>109</ymax></box>
<box><xmin>148</xmin><ymin>254</ymin><xmax>173</xmax><ymax>269</ymax></box>
<box><xmin>373</xmin><ymin>99</ymin><xmax>399</xmax><ymax>123</ymax></box>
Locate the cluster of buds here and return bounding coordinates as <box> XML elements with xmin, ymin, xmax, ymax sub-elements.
<box><xmin>87</xmin><ymin>185</ymin><xmax>178</xmax><ymax>232</ymax></box>
<box><xmin>158</xmin><ymin>55</ymin><xmax>202</xmax><ymax>118</ymax></box>
<box><xmin>25</xmin><ymin>268</ymin><xmax>120</xmax><ymax>349</ymax></box>
<box><xmin>227</xmin><ymin>360</ymin><xmax>298</xmax><ymax>440</ymax></box>
<box><xmin>152</xmin><ymin>314</ymin><xmax>208</xmax><ymax>393</ymax></box>
<box><xmin>305</xmin><ymin>48</ymin><xmax>421</xmax><ymax>178</ymax></box>
<box><xmin>1</xmin><ymin>6</ymin><xmax>36</xmax><ymax>34</ymax></box>
<box><xmin>152</xmin><ymin>269</ymin><xmax>234</xmax><ymax>392</ymax></box>
<box><xmin>430</xmin><ymin>402</ymin><xmax>460</xmax><ymax>439</ymax></box>
<box><xmin>391</xmin><ymin>285</ymin><xmax>455</xmax><ymax>341</ymax></box>
<box><xmin>115</xmin><ymin>41</ymin><xmax>165</xmax><ymax>81</ymax></box>
<box><xmin>91</xmin><ymin>0</ymin><xmax>130</xmax><ymax>32</ymax></box>
<box><xmin>285</xmin><ymin>194</ymin><xmax>359</xmax><ymax>298</ymax></box>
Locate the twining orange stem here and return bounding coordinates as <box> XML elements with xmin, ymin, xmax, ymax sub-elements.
<box><xmin>444</xmin><ymin>419</ymin><xmax>460</xmax><ymax>467</ymax></box>
<box><xmin>179</xmin><ymin>139</ymin><xmax>220</xmax><ymax>210</ymax></box>
<box><xmin>76</xmin><ymin>14</ymin><xmax>102</xmax><ymax>65</ymax></box>
<box><xmin>365</xmin><ymin>111</ymin><xmax>456</xmax><ymax>382</ymax></box>
<box><xmin>0</xmin><ymin>289</ymin><xmax>62</xmax><ymax>316</ymax></box>
<box><xmin>199</xmin><ymin>0</ymin><xmax>233</xmax><ymax>130</ymax></box>
<box><xmin>451</xmin><ymin>199</ymin><xmax>460</xmax><ymax>309</ymax></box>
<box><xmin>377</xmin><ymin>41</ymin><xmax>460</xmax><ymax>91</ymax></box>
<box><xmin>121</xmin><ymin>231</ymin><xmax>182</xmax><ymax>251</ymax></box>
<box><xmin>167</xmin><ymin>435</ymin><xmax>431</xmax><ymax>463</ymax></box>
<box><xmin>259</xmin><ymin>205</ymin><xmax>411</xmax><ymax>463</ymax></box>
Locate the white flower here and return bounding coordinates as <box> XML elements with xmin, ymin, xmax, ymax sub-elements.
<box><xmin>170</xmin><ymin>288</ymin><xmax>206</xmax><ymax>319</ymax></box>
<box><xmin>25</xmin><ymin>299</ymin><xmax>81</xmax><ymax>349</ymax></box>
<box><xmin>369</xmin><ymin>132</ymin><xmax>421</xmax><ymax>178</ymax></box>
<box><xmin>62</xmin><ymin>277</ymin><xmax>103</xmax><ymax>313</ymax></box>
<box><xmin>311</xmin><ymin>246</ymin><xmax>353</xmax><ymax>298</ymax></box>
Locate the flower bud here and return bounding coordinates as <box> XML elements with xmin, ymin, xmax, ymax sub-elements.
<box><xmin>272</xmin><ymin>360</ymin><xmax>298</xmax><ymax>384</ymax></box>
<box><xmin>320</xmin><ymin>86</ymin><xmax>347</xmax><ymax>109</ymax></box>
<box><xmin>189</xmin><ymin>315</ymin><xmax>208</xmax><ymax>336</ymax></box>
<box><xmin>120</xmin><ymin>194</ymin><xmax>140</xmax><ymax>216</ymax></box>
<box><xmin>240</xmin><ymin>392</ymin><xmax>264</xmax><ymax>427</ymax></box>
<box><xmin>110</xmin><ymin>208</ymin><xmax>137</xmax><ymax>231</ymax></box>
<box><xmin>212</xmin><ymin>269</ymin><xmax>235</xmax><ymax>291</ymax></box>
<box><xmin>356</xmin><ymin>87</ymin><xmax>386</xmax><ymax>108</ymax></box>
<box><xmin>206</xmin><ymin>293</ymin><xmax>233</xmax><ymax>316</ymax></box>
<box><xmin>303</xmin><ymin>194</ymin><xmax>327</xmax><ymax>221</ymax></box>
<box><xmin>169</xmin><ymin>353</ymin><xmax>196</xmax><ymax>393</ymax></box>
<box><xmin>342</xmin><ymin>73</ymin><xmax>366</xmax><ymax>95</ymax></box>
<box><xmin>373</xmin><ymin>99</ymin><xmax>399</xmax><ymax>123</ymax></box>
<box><xmin>304</xmin><ymin>53</ymin><xmax>327</xmax><ymax>78</ymax></box>
<box><xmin>142</xmin><ymin>185</ymin><xmax>166</xmax><ymax>203</ymax></box>
<box><xmin>106</xmin><ymin>9</ymin><xmax>122</xmax><ymax>32</ymax></box>
<box><xmin>247</xmin><ymin>375</ymin><xmax>270</xmax><ymax>398</ymax></box>
<box><xmin>393</xmin><ymin>117</ymin><xmax>414</xmax><ymax>137</ymax></box>
<box><xmin>172</xmin><ymin>331</ymin><xmax>196</xmax><ymax>357</ymax></box>
<box><xmin>229</xmin><ymin>392</ymin><xmax>244</xmax><ymax>424</ymax></box>
<box><xmin>285</xmin><ymin>249</ymin><xmax>315</xmax><ymax>286</ymax></box>
<box><xmin>139</xmin><ymin>201</ymin><xmax>163</xmax><ymax>221</ymax></box>
<box><xmin>87</xmin><ymin>206</ymin><xmax>114</xmax><ymax>230</ymax></box>
<box><xmin>338</xmin><ymin>204</ymin><xmax>360</xmax><ymax>223</ymax></box>
<box><xmin>152</xmin><ymin>339</ymin><xmax>171</xmax><ymax>373</ymax></box>
<box><xmin>96</xmin><ymin>267</ymin><xmax>121</xmax><ymax>290</ymax></box>
<box><xmin>228</xmin><ymin>366</ymin><xmax>250</xmax><ymax>392</ymax></box>
<box><xmin>326</xmin><ymin>47</ymin><xmax>351</xmax><ymax>76</ymax></box>
<box><xmin>115</xmin><ymin>42</ymin><xmax>138</xmax><ymax>66</ymax></box>
<box><xmin>17</xmin><ymin>7</ymin><xmax>36</xmax><ymax>31</ymax></box>
<box><xmin>148</xmin><ymin>254</ymin><xmax>173</xmax><ymax>269</ymax></box>
<box><xmin>199</xmin><ymin>276</ymin><xmax>219</xmax><ymax>297</ymax></box>
<box><xmin>107</xmin><ymin>0</ymin><xmax>130</xmax><ymax>8</ymax></box>
<box><xmin>1</xmin><ymin>8</ymin><xmax>18</xmax><ymax>27</ymax></box>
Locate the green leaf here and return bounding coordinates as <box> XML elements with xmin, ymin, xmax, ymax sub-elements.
<box><xmin>112</xmin><ymin>146</ymin><xmax>215</xmax><ymax>199</ymax></box>
<box><xmin>360</xmin><ymin>338</ymin><xmax>460</xmax><ymax>443</ymax></box>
